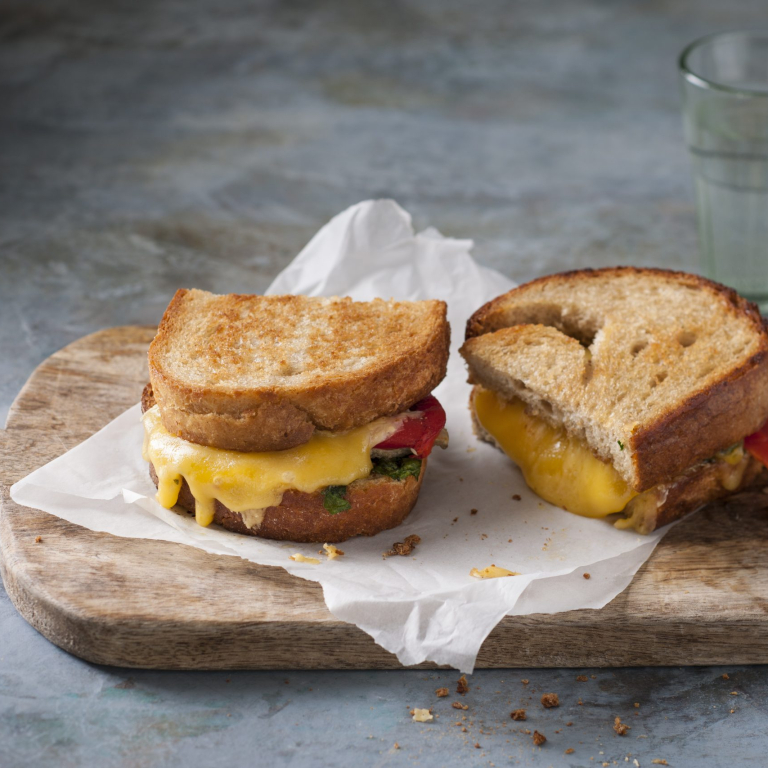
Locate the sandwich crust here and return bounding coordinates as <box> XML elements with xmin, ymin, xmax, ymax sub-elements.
<box><xmin>462</xmin><ymin>267</ymin><xmax>768</xmax><ymax>491</ymax></box>
<box><xmin>148</xmin><ymin>463</ymin><xmax>425</xmax><ymax>543</ymax></box>
<box><xmin>149</xmin><ymin>290</ymin><xmax>450</xmax><ymax>452</ymax></box>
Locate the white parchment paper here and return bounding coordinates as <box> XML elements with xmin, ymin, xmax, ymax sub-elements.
<box><xmin>11</xmin><ymin>200</ymin><xmax>670</xmax><ymax>672</ymax></box>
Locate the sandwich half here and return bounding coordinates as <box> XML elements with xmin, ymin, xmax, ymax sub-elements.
<box><xmin>460</xmin><ymin>268</ymin><xmax>768</xmax><ymax>533</ymax></box>
<box><xmin>142</xmin><ymin>289</ymin><xmax>450</xmax><ymax>542</ymax></box>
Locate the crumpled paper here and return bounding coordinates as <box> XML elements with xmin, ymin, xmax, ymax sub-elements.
<box><xmin>11</xmin><ymin>200</ymin><xmax>670</xmax><ymax>672</ymax></box>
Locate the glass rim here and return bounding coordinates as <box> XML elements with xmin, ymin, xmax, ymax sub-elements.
<box><xmin>679</xmin><ymin>30</ymin><xmax>768</xmax><ymax>97</ymax></box>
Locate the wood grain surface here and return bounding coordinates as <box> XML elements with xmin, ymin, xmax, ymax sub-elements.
<box><xmin>2</xmin><ymin>327</ymin><xmax>768</xmax><ymax>669</ymax></box>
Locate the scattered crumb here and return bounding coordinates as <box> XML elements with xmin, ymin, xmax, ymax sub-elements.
<box><xmin>511</xmin><ymin>709</ymin><xmax>526</xmax><ymax>721</ymax></box>
<box><xmin>467</xmin><ymin>447</ymin><xmax>476</xmax><ymax>453</ymax></box>
<box><xmin>393</xmin><ymin>743</ymin><xmax>400</xmax><ymax>750</ymax></box>
<box><xmin>730</xmin><ymin>708</ymin><xmax>735</xmax><ymax>714</ymax></box>
<box><xmin>634</xmin><ymin>761</ymin><xmax>640</xmax><ymax>767</ymax></box>
<box><xmin>521</xmin><ymin>679</ymin><xmax>529</xmax><ymax>685</ymax></box>
<box><xmin>541</xmin><ymin>693</ymin><xmax>560</xmax><ymax>708</ymax></box>
<box><xmin>583</xmin><ymin>573</ymin><xmax>591</xmax><ymax>580</ymax></box>
<box><xmin>651</xmin><ymin>761</ymin><xmax>668</xmax><ymax>766</ymax></box>
<box><xmin>730</xmin><ymin>691</ymin><xmax>739</xmax><ymax>696</ymax></box>
<box><xmin>452</xmin><ymin>701</ymin><xmax>469</xmax><ymax>710</ymax></box>
<box><xmin>613</xmin><ymin>717</ymin><xmax>630</xmax><ymax>736</ymax></box>
<box><xmin>470</xmin><ymin>508</ymin><xmax>478</xmax><ymax>515</ymax></box>
<box><xmin>565</xmin><ymin>747</ymin><xmax>574</xmax><ymax>754</ymax></box>
<box><xmin>523</xmin><ymin>729</ymin><xmax>531</xmax><ymax>734</ymax></box>
<box><xmin>470</xmin><ymin>565</ymin><xmax>520</xmax><ymax>579</ymax></box>
<box><xmin>457</xmin><ymin>675</ymin><xmax>469</xmax><ymax>695</ymax></box>
<box><xmin>512</xmin><ymin>494</ymin><xmax>522</xmax><ymax>501</ymax></box>
<box><xmin>290</xmin><ymin>554</ymin><xmax>320</xmax><ymax>564</ymax></box>
<box><xmin>532</xmin><ymin>730</ymin><xmax>546</xmax><ymax>746</ymax></box>
<box><xmin>566</xmin><ymin>721</ymin><xmax>573</xmax><ymax>726</ymax></box>
<box><xmin>634</xmin><ymin>702</ymin><xmax>640</xmax><ymax>708</ymax></box>
<box><xmin>34</xmin><ymin>536</ymin><xmax>42</xmax><ymax>543</ymax></box>
<box><xmin>411</xmin><ymin>708</ymin><xmax>433</xmax><ymax>722</ymax></box>
<box><xmin>508</xmin><ymin>538</ymin><xmax>513</xmax><ymax>542</ymax></box>
<box><xmin>321</xmin><ymin>543</ymin><xmax>344</xmax><ymax>560</ymax></box>
<box><xmin>722</xmin><ymin>673</ymin><xmax>729</xmax><ymax>680</ymax></box>
<box><xmin>452</xmin><ymin>517</ymin><xmax>458</xmax><ymax>523</ymax></box>
<box><xmin>474</xmin><ymin>742</ymin><xmax>481</xmax><ymax>749</ymax></box>
<box><xmin>578</xmin><ymin>699</ymin><xmax>583</xmax><ymax>705</ymax></box>
<box><xmin>436</xmin><ymin>687</ymin><xmax>449</xmax><ymax>698</ymax></box>
<box><xmin>576</xmin><ymin>675</ymin><xmax>588</xmax><ymax>682</ymax></box>
<box><xmin>384</xmin><ymin>534</ymin><xmax>421</xmax><ymax>558</ymax></box>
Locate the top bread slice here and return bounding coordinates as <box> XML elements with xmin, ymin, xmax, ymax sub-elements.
<box><xmin>461</xmin><ymin>268</ymin><xmax>768</xmax><ymax>492</ymax></box>
<box><xmin>149</xmin><ymin>289</ymin><xmax>450</xmax><ymax>452</ymax></box>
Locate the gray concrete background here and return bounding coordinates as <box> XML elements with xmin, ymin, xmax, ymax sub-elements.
<box><xmin>1</xmin><ymin>0</ymin><xmax>766</xmax><ymax>765</ymax></box>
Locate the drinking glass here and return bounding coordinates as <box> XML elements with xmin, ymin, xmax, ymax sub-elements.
<box><xmin>680</xmin><ymin>31</ymin><xmax>768</xmax><ymax>310</ymax></box>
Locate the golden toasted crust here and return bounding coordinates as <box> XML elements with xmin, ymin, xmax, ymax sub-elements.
<box><xmin>462</xmin><ymin>267</ymin><xmax>768</xmax><ymax>490</ymax></box>
<box><xmin>148</xmin><ymin>462</ymin><xmax>425</xmax><ymax>543</ymax></box>
<box><xmin>468</xmin><ymin>386</ymin><xmax>766</xmax><ymax>532</ymax></box>
<box><xmin>149</xmin><ymin>290</ymin><xmax>450</xmax><ymax>451</ymax></box>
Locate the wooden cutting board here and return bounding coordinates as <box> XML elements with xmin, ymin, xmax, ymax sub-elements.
<box><xmin>3</xmin><ymin>327</ymin><xmax>768</xmax><ymax>670</ymax></box>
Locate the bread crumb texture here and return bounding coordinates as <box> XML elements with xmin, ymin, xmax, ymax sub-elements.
<box><xmin>383</xmin><ymin>534</ymin><xmax>421</xmax><ymax>558</ymax></box>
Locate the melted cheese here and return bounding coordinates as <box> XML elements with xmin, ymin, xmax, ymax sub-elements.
<box><xmin>470</xmin><ymin>565</ymin><xmax>520</xmax><ymax>579</ymax></box>
<box><xmin>142</xmin><ymin>406</ymin><xmax>401</xmax><ymax>527</ymax></box>
<box><xmin>473</xmin><ymin>388</ymin><xmax>637</xmax><ymax>519</ymax></box>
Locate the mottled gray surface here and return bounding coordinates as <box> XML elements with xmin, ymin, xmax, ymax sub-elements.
<box><xmin>2</xmin><ymin>0</ymin><xmax>768</xmax><ymax>765</ymax></box>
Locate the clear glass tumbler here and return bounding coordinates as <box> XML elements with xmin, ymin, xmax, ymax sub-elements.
<box><xmin>679</xmin><ymin>31</ymin><xmax>768</xmax><ymax>310</ymax></box>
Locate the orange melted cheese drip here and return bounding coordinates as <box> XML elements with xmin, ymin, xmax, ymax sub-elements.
<box><xmin>473</xmin><ymin>388</ymin><xmax>637</xmax><ymax>519</ymax></box>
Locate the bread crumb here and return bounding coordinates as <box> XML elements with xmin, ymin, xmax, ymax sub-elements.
<box><xmin>722</xmin><ymin>673</ymin><xmax>729</xmax><ymax>680</ymax></box>
<box><xmin>384</xmin><ymin>534</ymin><xmax>421</xmax><ymax>558</ymax></box>
<box><xmin>521</xmin><ymin>679</ymin><xmax>529</xmax><ymax>685</ymax></box>
<box><xmin>510</xmin><ymin>709</ymin><xmax>526</xmax><ymax>721</ymax></box>
<box><xmin>34</xmin><ymin>536</ymin><xmax>42</xmax><ymax>543</ymax></box>
<box><xmin>651</xmin><ymin>761</ymin><xmax>668</xmax><ymax>766</ymax></box>
<box><xmin>452</xmin><ymin>517</ymin><xmax>458</xmax><ymax>523</ymax></box>
<box><xmin>730</xmin><ymin>691</ymin><xmax>739</xmax><ymax>696</ymax></box>
<box><xmin>474</xmin><ymin>742</ymin><xmax>481</xmax><ymax>749</ymax></box>
<box><xmin>393</xmin><ymin>743</ymin><xmax>400</xmax><ymax>750</ymax></box>
<box><xmin>576</xmin><ymin>675</ymin><xmax>588</xmax><ymax>682</ymax></box>
<box><xmin>470</xmin><ymin>565</ymin><xmax>519</xmax><ymax>579</ymax></box>
<box><xmin>730</xmin><ymin>708</ymin><xmax>735</xmax><ymax>714</ymax></box>
<box><xmin>411</xmin><ymin>708</ymin><xmax>433</xmax><ymax>722</ymax></box>
<box><xmin>565</xmin><ymin>747</ymin><xmax>575</xmax><ymax>754</ymax></box>
<box><xmin>578</xmin><ymin>698</ymin><xmax>583</xmax><ymax>705</ymax></box>
<box><xmin>583</xmin><ymin>573</ymin><xmax>591</xmax><ymax>579</ymax></box>
<box><xmin>436</xmin><ymin>687</ymin><xmax>449</xmax><ymax>698</ymax></box>
<box><xmin>321</xmin><ymin>543</ymin><xmax>344</xmax><ymax>560</ymax></box>
<box><xmin>457</xmin><ymin>675</ymin><xmax>469</xmax><ymax>694</ymax></box>
<box><xmin>512</xmin><ymin>494</ymin><xmax>522</xmax><ymax>501</ymax></box>
<box><xmin>541</xmin><ymin>693</ymin><xmax>559</xmax><ymax>708</ymax></box>
<box><xmin>634</xmin><ymin>702</ymin><xmax>640</xmax><ymax>708</ymax></box>
<box><xmin>290</xmin><ymin>554</ymin><xmax>320</xmax><ymax>564</ymax></box>
<box><xmin>566</xmin><ymin>721</ymin><xmax>573</xmax><ymax>726</ymax></box>
<box><xmin>532</xmin><ymin>730</ymin><xmax>546</xmax><ymax>746</ymax></box>
<box><xmin>634</xmin><ymin>761</ymin><xmax>640</xmax><ymax>767</ymax></box>
<box><xmin>452</xmin><ymin>701</ymin><xmax>469</xmax><ymax>710</ymax></box>
<box><xmin>470</xmin><ymin>508</ymin><xmax>478</xmax><ymax>515</ymax></box>
<box><xmin>613</xmin><ymin>716</ymin><xmax>630</xmax><ymax>736</ymax></box>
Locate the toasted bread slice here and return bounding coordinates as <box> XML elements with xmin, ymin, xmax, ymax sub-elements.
<box><xmin>149</xmin><ymin>289</ymin><xmax>450</xmax><ymax>451</ymax></box>
<box><xmin>468</xmin><ymin>384</ymin><xmax>766</xmax><ymax>532</ymax></box>
<box><xmin>461</xmin><ymin>268</ymin><xmax>768</xmax><ymax>491</ymax></box>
